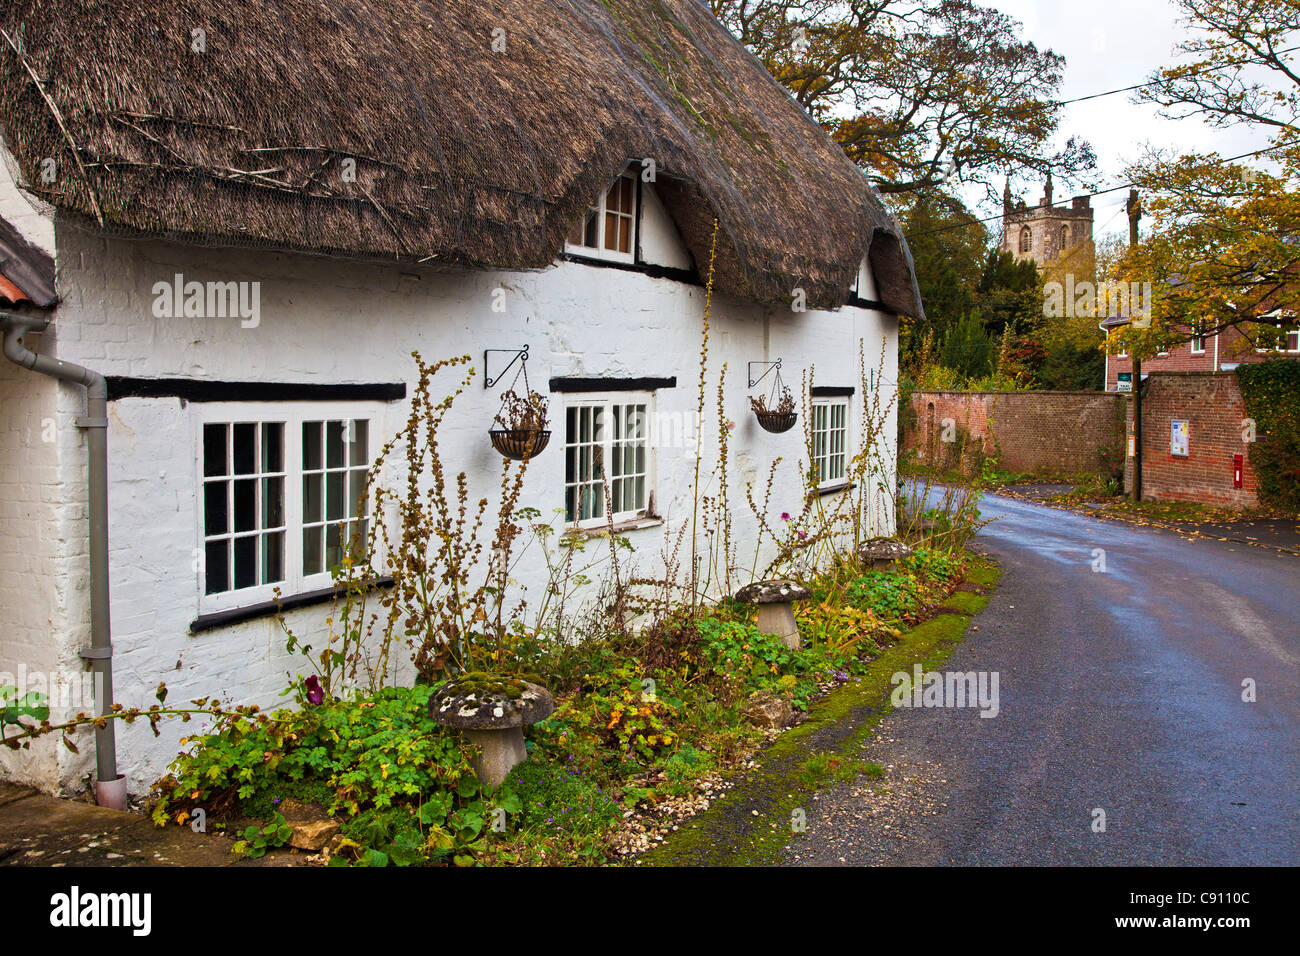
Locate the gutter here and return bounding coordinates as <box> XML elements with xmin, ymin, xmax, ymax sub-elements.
<box><xmin>0</xmin><ymin>309</ymin><xmax>124</xmax><ymax>809</ymax></box>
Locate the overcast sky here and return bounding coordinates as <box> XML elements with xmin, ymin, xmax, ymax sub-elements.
<box><xmin>982</xmin><ymin>0</ymin><xmax>1275</xmax><ymax>238</ymax></box>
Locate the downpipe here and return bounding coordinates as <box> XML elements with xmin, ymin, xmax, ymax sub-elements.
<box><xmin>0</xmin><ymin>309</ymin><xmax>124</xmax><ymax>809</ymax></box>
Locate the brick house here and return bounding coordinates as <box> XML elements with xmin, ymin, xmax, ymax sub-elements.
<box><xmin>1103</xmin><ymin>319</ymin><xmax>1300</xmax><ymax>392</ymax></box>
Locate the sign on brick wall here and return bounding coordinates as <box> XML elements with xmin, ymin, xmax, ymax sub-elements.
<box><xmin>1170</xmin><ymin>419</ymin><xmax>1189</xmax><ymax>457</ymax></box>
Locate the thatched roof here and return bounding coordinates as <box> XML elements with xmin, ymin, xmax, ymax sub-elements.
<box><xmin>0</xmin><ymin>0</ymin><xmax>922</xmax><ymax>315</ymax></box>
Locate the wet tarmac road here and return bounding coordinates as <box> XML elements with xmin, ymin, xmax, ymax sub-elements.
<box><xmin>787</xmin><ymin>493</ymin><xmax>1300</xmax><ymax>865</ymax></box>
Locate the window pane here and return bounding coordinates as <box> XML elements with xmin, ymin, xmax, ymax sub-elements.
<box><xmin>349</xmin><ymin>468</ymin><xmax>369</xmax><ymax>518</ymax></box>
<box><xmin>233</xmin><ymin>536</ymin><xmax>257</xmax><ymax>590</ymax></box>
<box><xmin>583</xmin><ymin>208</ymin><xmax>598</xmax><ymax>247</ymax></box>
<box><xmin>204</xmin><ymin>540</ymin><xmax>229</xmax><ymax>595</ymax></box>
<box><xmin>350</xmin><ymin>519</ymin><xmax>369</xmax><ymax>561</ymax></box>
<box><xmin>303</xmin><ymin>474</ymin><xmax>322</xmax><ymax>523</ymax></box>
<box><xmin>604</xmin><ymin>211</ymin><xmax>620</xmax><ymax>251</ymax></box>
<box><xmin>263</xmin><ymin>531</ymin><xmax>284</xmax><ymax>584</ymax></box>
<box><xmin>233</xmin><ymin>478</ymin><xmax>257</xmax><ymax>533</ymax></box>
<box><xmin>303</xmin><ymin>526</ymin><xmax>323</xmax><ymax>575</ymax></box>
<box><xmin>348</xmin><ymin>420</ymin><xmax>369</xmax><ymax>466</ymax></box>
<box><xmin>325</xmin><ymin>523</ymin><xmax>343</xmax><ymax>569</ymax></box>
<box><xmin>203</xmin><ymin>424</ymin><xmax>228</xmax><ymax>477</ymax></box>
<box><xmin>326</xmin><ymin>421</ymin><xmax>346</xmax><ymax>468</ymax></box>
<box><xmin>261</xmin><ymin>423</ymin><xmax>284</xmax><ymax>472</ymax></box>
<box><xmin>303</xmin><ymin>422</ymin><xmax>322</xmax><ymax>471</ymax></box>
<box><xmin>262</xmin><ymin>476</ymin><xmax>284</xmax><ymax>528</ymax></box>
<box><xmin>233</xmin><ymin>423</ymin><xmax>257</xmax><ymax>475</ymax></box>
<box><xmin>204</xmin><ymin>480</ymin><xmax>228</xmax><ymax>535</ymax></box>
<box><xmin>326</xmin><ymin>471</ymin><xmax>345</xmax><ymax>521</ymax></box>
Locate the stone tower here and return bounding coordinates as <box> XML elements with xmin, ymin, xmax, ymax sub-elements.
<box><xmin>1000</xmin><ymin>172</ymin><xmax>1093</xmax><ymax>266</ymax></box>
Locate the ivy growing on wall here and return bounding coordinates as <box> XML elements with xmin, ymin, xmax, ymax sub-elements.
<box><xmin>1237</xmin><ymin>360</ymin><xmax>1300</xmax><ymax>511</ymax></box>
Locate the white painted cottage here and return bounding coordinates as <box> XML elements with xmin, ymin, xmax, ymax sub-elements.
<box><xmin>0</xmin><ymin>0</ymin><xmax>922</xmax><ymax>800</ymax></box>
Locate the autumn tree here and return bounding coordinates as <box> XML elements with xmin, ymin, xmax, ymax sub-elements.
<box><xmin>711</xmin><ymin>0</ymin><xmax>1095</xmax><ymax>199</ymax></box>
<box><xmin>1107</xmin><ymin>0</ymin><xmax>1300</xmax><ymax>360</ymax></box>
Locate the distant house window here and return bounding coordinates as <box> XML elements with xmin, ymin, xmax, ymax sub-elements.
<box><xmin>1019</xmin><ymin>227</ymin><xmax>1031</xmax><ymax>254</ymax></box>
<box><xmin>566</xmin><ymin>172</ymin><xmax>637</xmax><ymax>262</ymax></box>
<box><xmin>1059</xmin><ymin>225</ymin><xmax>1069</xmax><ymax>249</ymax></box>
<box><xmin>198</xmin><ymin>404</ymin><xmax>379</xmax><ymax>612</ymax></box>
<box><xmin>811</xmin><ymin>396</ymin><xmax>850</xmax><ymax>488</ymax></box>
<box><xmin>1281</xmin><ymin>320</ymin><xmax>1300</xmax><ymax>352</ymax></box>
<box><xmin>1190</xmin><ymin>320</ymin><xmax>1207</xmax><ymax>354</ymax></box>
<box><xmin>1255</xmin><ymin>315</ymin><xmax>1299</xmax><ymax>353</ymax></box>
<box><xmin>564</xmin><ymin>393</ymin><xmax>653</xmax><ymax>526</ymax></box>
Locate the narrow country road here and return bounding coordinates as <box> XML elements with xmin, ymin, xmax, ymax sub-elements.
<box><xmin>786</xmin><ymin>493</ymin><xmax>1300</xmax><ymax>866</ymax></box>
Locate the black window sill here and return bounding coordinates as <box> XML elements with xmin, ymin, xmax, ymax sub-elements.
<box><xmin>190</xmin><ymin>575</ymin><xmax>394</xmax><ymax>634</ymax></box>
<box><xmin>817</xmin><ymin>481</ymin><xmax>856</xmax><ymax>497</ymax></box>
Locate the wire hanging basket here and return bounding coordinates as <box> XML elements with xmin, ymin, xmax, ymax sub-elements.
<box><xmin>753</xmin><ymin>410</ymin><xmax>798</xmax><ymax>433</ymax></box>
<box><xmin>488</xmin><ymin>428</ymin><xmax>551</xmax><ymax>460</ymax></box>
<box><xmin>487</xmin><ymin>346</ymin><xmax>550</xmax><ymax>460</ymax></box>
<box><xmin>750</xmin><ymin>361</ymin><xmax>797</xmax><ymax>433</ymax></box>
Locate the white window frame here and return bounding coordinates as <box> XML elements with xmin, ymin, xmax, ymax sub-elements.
<box><xmin>564</xmin><ymin>170</ymin><xmax>638</xmax><ymax>265</ymax></box>
<box><xmin>194</xmin><ymin>400</ymin><xmax>387</xmax><ymax>614</ymax></box>
<box><xmin>1190</xmin><ymin>320</ymin><xmax>1207</xmax><ymax>354</ymax></box>
<box><xmin>810</xmin><ymin>395</ymin><xmax>852</xmax><ymax>490</ymax></box>
<box><xmin>563</xmin><ymin>391</ymin><xmax>656</xmax><ymax>529</ymax></box>
<box><xmin>1278</xmin><ymin>318</ymin><xmax>1300</xmax><ymax>353</ymax></box>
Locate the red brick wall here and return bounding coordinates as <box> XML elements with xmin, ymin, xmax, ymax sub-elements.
<box><xmin>1123</xmin><ymin>372</ymin><xmax>1258</xmax><ymax>508</ymax></box>
<box><xmin>903</xmin><ymin>390</ymin><xmax>1125</xmax><ymax>477</ymax></box>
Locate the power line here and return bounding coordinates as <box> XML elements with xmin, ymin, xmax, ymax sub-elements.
<box><xmin>1034</xmin><ymin>44</ymin><xmax>1300</xmax><ymax>114</ymax></box>
<box><xmin>906</xmin><ymin>142</ymin><xmax>1291</xmax><ymax>240</ymax></box>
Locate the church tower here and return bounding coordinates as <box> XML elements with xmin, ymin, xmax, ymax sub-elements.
<box><xmin>1000</xmin><ymin>173</ymin><xmax>1093</xmax><ymax>267</ymax></box>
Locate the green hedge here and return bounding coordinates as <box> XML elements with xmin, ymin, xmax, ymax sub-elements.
<box><xmin>1237</xmin><ymin>360</ymin><xmax>1300</xmax><ymax>511</ymax></box>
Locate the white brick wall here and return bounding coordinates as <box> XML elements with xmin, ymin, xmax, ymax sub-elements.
<box><xmin>0</xmin><ymin>204</ymin><xmax>898</xmax><ymax>795</ymax></box>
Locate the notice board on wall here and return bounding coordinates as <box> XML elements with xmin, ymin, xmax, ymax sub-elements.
<box><xmin>1170</xmin><ymin>419</ymin><xmax>1189</xmax><ymax>457</ymax></box>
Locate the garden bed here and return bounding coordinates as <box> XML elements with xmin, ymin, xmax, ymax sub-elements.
<box><xmin>146</xmin><ymin>546</ymin><xmax>991</xmax><ymax>866</ymax></box>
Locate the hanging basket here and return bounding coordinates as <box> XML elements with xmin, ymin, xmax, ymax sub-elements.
<box><xmin>489</xmin><ymin>428</ymin><xmax>551</xmax><ymax>460</ymax></box>
<box><xmin>753</xmin><ymin>410</ymin><xmax>798</xmax><ymax>434</ymax></box>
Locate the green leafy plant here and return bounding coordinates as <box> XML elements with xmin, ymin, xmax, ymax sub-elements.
<box><xmin>232</xmin><ymin>810</ymin><xmax>292</xmax><ymax>858</ymax></box>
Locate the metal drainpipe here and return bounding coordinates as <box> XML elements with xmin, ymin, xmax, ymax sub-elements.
<box><xmin>1</xmin><ymin>309</ymin><xmax>124</xmax><ymax>809</ymax></box>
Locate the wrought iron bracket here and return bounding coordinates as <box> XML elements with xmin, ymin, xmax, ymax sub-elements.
<box><xmin>484</xmin><ymin>345</ymin><xmax>530</xmax><ymax>389</ymax></box>
<box><xmin>747</xmin><ymin>358</ymin><xmax>782</xmax><ymax>389</ymax></box>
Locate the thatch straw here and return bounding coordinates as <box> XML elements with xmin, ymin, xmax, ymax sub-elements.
<box><xmin>0</xmin><ymin>0</ymin><xmax>922</xmax><ymax>315</ymax></box>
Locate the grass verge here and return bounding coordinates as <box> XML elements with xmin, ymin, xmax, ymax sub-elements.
<box><xmin>636</xmin><ymin>557</ymin><xmax>1000</xmax><ymax>866</ymax></box>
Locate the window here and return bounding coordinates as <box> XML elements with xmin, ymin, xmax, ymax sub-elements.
<box><xmin>1019</xmin><ymin>227</ymin><xmax>1031</xmax><ymax>254</ymax></box>
<box><xmin>566</xmin><ymin>171</ymin><xmax>637</xmax><ymax>262</ymax></box>
<box><xmin>1059</xmin><ymin>225</ymin><xmax>1069</xmax><ymax>250</ymax></box>
<box><xmin>810</xmin><ymin>396</ymin><xmax>850</xmax><ymax>488</ymax></box>
<box><xmin>1254</xmin><ymin>316</ymin><xmax>1299</xmax><ymax>352</ymax></box>
<box><xmin>198</xmin><ymin>403</ymin><xmax>381</xmax><ymax>612</ymax></box>
<box><xmin>1278</xmin><ymin>319</ymin><xmax>1300</xmax><ymax>352</ymax></box>
<box><xmin>1190</xmin><ymin>320</ymin><xmax>1207</xmax><ymax>354</ymax></box>
<box><xmin>564</xmin><ymin>393</ymin><xmax>653</xmax><ymax>526</ymax></box>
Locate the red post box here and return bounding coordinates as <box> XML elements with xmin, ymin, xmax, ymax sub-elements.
<box><xmin>1233</xmin><ymin>454</ymin><xmax>1243</xmax><ymax>489</ymax></box>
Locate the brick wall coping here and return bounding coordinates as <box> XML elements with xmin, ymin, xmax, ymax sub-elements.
<box><xmin>910</xmin><ymin>389</ymin><xmax>1121</xmax><ymax>397</ymax></box>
